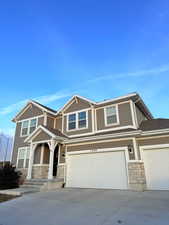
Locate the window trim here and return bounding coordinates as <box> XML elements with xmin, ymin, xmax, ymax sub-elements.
<box><xmin>16</xmin><ymin>147</ymin><xmax>30</xmax><ymax>168</ymax></box>
<box><xmin>104</xmin><ymin>104</ymin><xmax>120</xmax><ymax>127</ymax></box>
<box><xmin>66</xmin><ymin>110</ymin><xmax>88</xmax><ymax>132</ymax></box>
<box><xmin>20</xmin><ymin>117</ymin><xmax>38</xmax><ymax>137</ymax></box>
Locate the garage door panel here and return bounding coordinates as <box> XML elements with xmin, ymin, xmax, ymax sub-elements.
<box><xmin>143</xmin><ymin>148</ymin><xmax>169</xmax><ymax>190</ymax></box>
<box><xmin>66</xmin><ymin>150</ymin><xmax>128</xmax><ymax>190</ymax></box>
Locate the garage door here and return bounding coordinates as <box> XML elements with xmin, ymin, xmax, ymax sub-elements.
<box><xmin>143</xmin><ymin>148</ymin><xmax>169</xmax><ymax>190</ymax></box>
<box><xmin>66</xmin><ymin>150</ymin><xmax>128</xmax><ymax>189</ymax></box>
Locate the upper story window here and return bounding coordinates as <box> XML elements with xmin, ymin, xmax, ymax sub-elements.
<box><xmin>105</xmin><ymin>105</ymin><xmax>119</xmax><ymax>126</ymax></box>
<box><xmin>68</xmin><ymin>111</ymin><xmax>87</xmax><ymax>131</ymax></box>
<box><xmin>21</xmin><ymin>118</ymin><xmax>37</xmax><ymax>137</ymax></box>
<box><xmin>68</xmin><ymin>114</ymin><xmax>76</xmax><ymax>130</ymax></box>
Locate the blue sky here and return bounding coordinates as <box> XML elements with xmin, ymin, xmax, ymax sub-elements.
<box><xmin>0</xmin><ymin>0</ymin><xmax>169</xmax><ymax>136</ymax></box>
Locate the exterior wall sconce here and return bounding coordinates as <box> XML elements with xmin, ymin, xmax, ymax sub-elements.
<box><xmin>128</xmin><ymin>144</ymin><xmax>134</xmax><ymax>154</ymax></box>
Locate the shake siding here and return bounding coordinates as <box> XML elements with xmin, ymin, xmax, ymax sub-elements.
<box><xmin>64</xmin><ymin>97</ymin><xmax>91</xmax><ymax>113</ymax></box>
<box><xmin>18</xmin><ymin>104</ymin><xmax>43</xmax><ymax>120</ymax></box>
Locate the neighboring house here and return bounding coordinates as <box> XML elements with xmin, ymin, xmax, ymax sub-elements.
<box><xmin>11</xmin><ymin>93</ymin><xmax>169</xmax><ymax>191</ymax></box>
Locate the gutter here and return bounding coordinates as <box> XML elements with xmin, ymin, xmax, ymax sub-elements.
<box><xmin>64</xmin><ymin>128</ymin><xmax>169</xmax><ymax>144</ymax></box>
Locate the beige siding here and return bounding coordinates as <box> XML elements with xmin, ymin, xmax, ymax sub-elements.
<box><xmin>67</xmin><ymin>140</ymin><xmax>133</xmax><ymax>152</ymax></box>
<box><xmin>12</xmin><ymin>122</ymin><xmax>29</xmax><ymax>165</ymax></box>
<box><xmin>18</xmin><ymin>104</ymin><xmax>43</xmax><ymax>120</ymax></box>
<box><xmin>33</xmin><ymin>131</ymin><xmax>51</xmax><ymax>142</ymax></box>
<box><xmin>38</xmin><ymin>117</ymin><xmax>44</xmax><ymax>126</ymax></box>
<box><xmin>64</xmin><ymin>97</ymin><xmax>91</xmax><ymax>113</ymax></box>
<box><xmin>12</xmin><ymin>116</ymin><xmax>44</xmax><ymax>165</ymax></box>
<box><xmin>95</xmin><ymin>97</ymin><xmax>132</xmax><ymax>108</ymax></box>
<box><xmin>138</xmin><ymin>136</ymin><xmax>169</xmax><ymax>146</ymax></box>
<box><xmin>55</xmin><ymin>117</ymin><xmax>62</xmax><ymax>130</ymax></box>
<box><xmin>96</xmin><ymin>102</ymin><xmax>133</xmax><ymax>131</ymax></box>
<box><xmin>59</xmin><ymin>145</ymin><xmax>66</xmax><ymax>163</ymax></box>
<box><xmin>135</xmin><ymin>105</ymin><xmax>146</xmax><ymax>125</ymax></box>
<box><xmin>63</xmin><ymin>110</ymin><xmax>92</xmax><ymax>135</ymax></box>
<box><xmin>47</xmin><ymin>117</ymin><xmax>55</xmax><ymax>128</ymax></box>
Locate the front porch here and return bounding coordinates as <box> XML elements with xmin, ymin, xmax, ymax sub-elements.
<box><xmin>24</xmin><ymin>125</ymin><xmax>67</xmax><ymax>180</ymax></box>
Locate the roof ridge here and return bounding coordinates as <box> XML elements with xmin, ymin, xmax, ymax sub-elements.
<box><xmin>31</xmin><ymin>100</ymin><xmax>57</xmax><ymax>113</ymax></box>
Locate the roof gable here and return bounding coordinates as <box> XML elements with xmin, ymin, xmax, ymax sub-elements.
<box><xmin>24</xmin><ymin>125</ymin><xmax>67</xmax><ymax>143</ymax></box>
<box><xmin>58</xmin><ymin>95</ymin><xmax>95</xmax><ymax>114</ymax></box>
<box><xmin>12</xmin><ymin>102</ymin><xmax>43</xmax><ymax>122</ymax></box>
<box><xmin>12</xmin><ymin>100</ymin><xmax>56</xmax><ymax>122</ymax></box>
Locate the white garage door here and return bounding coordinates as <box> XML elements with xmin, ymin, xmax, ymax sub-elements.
<box><xmin>66</xmin><ymin>150</ymin><xmax>128</xmax><ymax>189</ymax></box>
<box><xmin>143</xmin><ymin>147</ymin><xmax>169</xmax><ymax>190</ymax></box>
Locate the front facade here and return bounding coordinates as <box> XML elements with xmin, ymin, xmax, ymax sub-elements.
<box><xmin>11</xmin><ymin>93</ymin><xmax>169</xmax><ymax>191</ymax></box>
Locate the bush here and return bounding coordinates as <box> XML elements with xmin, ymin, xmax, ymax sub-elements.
<box><xmin>0</xmin><ymin>163</ymin><xmax>21</xmax><ymax>190</ymax></box>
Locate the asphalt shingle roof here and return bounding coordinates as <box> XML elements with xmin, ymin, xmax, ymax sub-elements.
<box><xmin>139</xmin><ymin>119</ymin><xmax>169</xmax><ymax>131</ymax></box>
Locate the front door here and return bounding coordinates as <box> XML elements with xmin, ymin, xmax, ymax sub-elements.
<box><xmin>53</xmin><ymin>145</ymin><xmax>59</xmax><ymax>177</ymax></box>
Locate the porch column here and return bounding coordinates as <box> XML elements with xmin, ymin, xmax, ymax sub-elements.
<box><xmin>27</xmin><ymin>143</ymin><xmax>36</xmax><ymax>180</ymax></box>
<box><xmin>48</xmin><ymin>139</ymin><xmax>58</xmax><ymax>180</ymax></box>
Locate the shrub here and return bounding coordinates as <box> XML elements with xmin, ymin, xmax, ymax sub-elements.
<box><xmin>0</xmin><ymin>163</ymin><xmax>21</xmax><ymax>190</ymax></box>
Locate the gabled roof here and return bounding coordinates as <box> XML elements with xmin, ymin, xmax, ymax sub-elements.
<box><xmin>12</xmin><ymin>100</ymin><xmax>57</xmax><ymax>122</ymax></box>
<box><xmin>12</xmin><ymin>92</ymin><xmax>153</xmax><ymax>122</ymax></box>
<box><xmin>24</xmin><ymin>125</ymin><xmax>68</xmax><ymax>143</ymax></box>
<box><xmin>57</xmin><ymin>95</ymin><xmax>96</xmax><ymax>114</ymax></box>
<box><xmin>96</xmin><ymin>92</ymin><xmax>153</xmax><ymax>120</ymax></box>
<box><xmin>31</xmin><ymin>100</ymin><xmax>57</xmax><ymax>114</ymax></box>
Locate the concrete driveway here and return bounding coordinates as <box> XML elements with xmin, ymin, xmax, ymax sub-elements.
<box><xmin>0</xmin><ymin>188</ymin><xmax>169</xmax><ymax>225</ymax></box>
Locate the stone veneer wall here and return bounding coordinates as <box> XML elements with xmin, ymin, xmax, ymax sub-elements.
<box><xmin>32</xmin><ymin>165</ymin><xmax>49</xmax><ymax>179</ymax></box>
<box><xmin>128</xmin><ymin>162</ymin><xmax>146</xmax><ymax>191</ymax></box>
<box><xmin>19</xmin><ymin>168</ymin><xmax>28</xmax><ymax>178</ymax></box>
<box><xmin>18</xmin><ymin>168</ymin><xmax>28</xmax><ymax>184</ymax></box>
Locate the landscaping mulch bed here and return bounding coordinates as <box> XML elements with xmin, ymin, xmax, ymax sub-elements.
<box><xmin>0</xmin><ymin>194</ymin><xmax>18</xmax><ymax>203</ymax></box>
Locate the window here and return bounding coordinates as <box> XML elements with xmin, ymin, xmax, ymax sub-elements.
<box><xmin>21</xmin><ymin>121</ymin><xmax>29</xmax><ymax>136</ymax></box>
<box><xmin>21</xmin><ymin>118</ymin><xmax>37</xmax><ymax>137</ymax></box>
<box><xmin>29</xmin><ymin>119</ymin><xmax>37</xmax><ymax>133</ymax></box>
<box><xmin>17</xmin><ymin>147</ymin><xmax>30</xmax><ymax>168</ymax></box>
<box><xmin>78</xmin><ymin>111</ymin><xmax>86</xmax><ymax>128</ymax></box>
<box><xmin>18</xmin><ymin>148</ymin><xmax>26</xmax><ymax>159</ymax></box>
<box><xmin>67</xmin><ymin>111</ymin><xmax>87</xmax><ymax>131</ymax></box>
<box><xmin>68</xmin><ymin>114</ymin><xmax>76</xmax><ymax>130</ymax></box>
<box><xmin>105</xmin><ymin>105</ymin><xmax>118</xmax><ymax>125</ymax></box>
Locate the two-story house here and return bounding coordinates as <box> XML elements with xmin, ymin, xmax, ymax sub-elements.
<box><xmin>11</xmin><ymin>93</ymin><xmax>169</xmax><ymax>191</ymax></box>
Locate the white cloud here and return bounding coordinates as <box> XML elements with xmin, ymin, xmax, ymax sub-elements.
<box><xmin>0</xmin><ymin>100</ymin><xmax>28</xmax><ymax>115</ymax></box>
<box><xmin>0</xmin><ymin>90</ymin><xmax>71</xmax><ymax>116</ymax></box>
<box><xmin>89</xmin><ymin>64</ymin><xmax>169</xmax><ymax>83</ymax></box>
<box><xmin>35</xmin><ymin>91</ymin><xmax>70</xmax><ymax>105</ymax></box>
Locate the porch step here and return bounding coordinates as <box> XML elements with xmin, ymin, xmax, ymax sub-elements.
<box><xmin>21</xmin><ymin>178</ymin><xmax>64</xmax><ymax>192</ymax></box>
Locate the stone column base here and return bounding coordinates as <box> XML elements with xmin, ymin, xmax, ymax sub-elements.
<box><xmin>128</xmin><ymin>162</ymin><xmax>146</xmax><ymax>191</ymax></box>
<box><xmin>32</xmin><ymin>165</ymin><xmax>49</xmax><ymax>179</ymax></box>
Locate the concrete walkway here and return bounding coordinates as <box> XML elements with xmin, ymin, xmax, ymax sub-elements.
<box><xmin>0</xmin><ymin>189</ymin><xmax>169</xmax><ymax>225</ymax></box>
